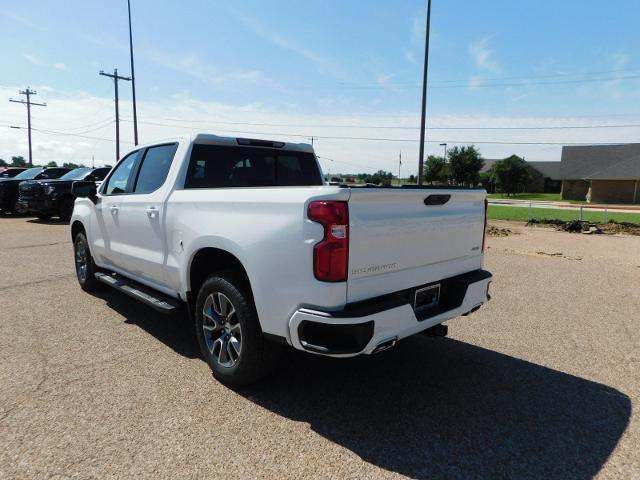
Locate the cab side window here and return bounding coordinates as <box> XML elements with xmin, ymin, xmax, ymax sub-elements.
<box><xmin>90</xmin><ymin>168</ymin><xmax>110</xmax><ymax>182</ymax></box>
<box><xmin>103</xmin><ymin>152</ymin><xmax>139</xmax><ymax>195</ymax></box>
<box><xmin>133</xmin><ymin>144</ymin><xmax>178</xmax><ymax>194</ymax></box>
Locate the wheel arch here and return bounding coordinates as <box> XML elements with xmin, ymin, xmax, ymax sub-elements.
<box><xmin>187</xmin><ymin>247</ymin><xmax>254</xmax><ymax>305</ymax></box>
<box><xmin>71</xmin><ymin>220</ymin><xmax>85</xmax><ymax>241</ymax></box>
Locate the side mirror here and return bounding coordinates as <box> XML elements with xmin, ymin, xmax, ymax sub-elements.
<box><xmin>72</xmin><ymin>180</ymin><xmax>98</xmax><ymax>203</ymax></box>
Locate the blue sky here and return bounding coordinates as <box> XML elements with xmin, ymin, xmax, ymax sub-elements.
<box><xmin>1</xmin><ymin>0</ymin><xmax>639</xmax><ymax>172</ymax></box>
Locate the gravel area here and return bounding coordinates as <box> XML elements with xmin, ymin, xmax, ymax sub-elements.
<box><xmin>1</xmin><ymin>216</ymin><xmax>639</xmax><ymax>479</ymax></box>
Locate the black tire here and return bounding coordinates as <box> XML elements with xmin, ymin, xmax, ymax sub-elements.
<box><xmin>8</xmin><ymin>196</ymin><xmax>20</xmax><ymax>214</ymax></box>
<box><xmin>73</xmin><ymin>231</ymin><xmax>101</xmax><ymax>292</ymax></box>
<box><xmin>59</xmin><ymin>197</ymin><xmax>75</xmax><ymax>221</ymax></box>
<box><xmin>195</xmin><ymin>272</ymin><xmax>281</xmax><ymax>386</ymax></box>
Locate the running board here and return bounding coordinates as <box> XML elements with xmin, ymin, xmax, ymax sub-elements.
<box><xmin>94</xmin><ymin>272</ymin><xmax>181</xmax><ymax>314</ymax></box>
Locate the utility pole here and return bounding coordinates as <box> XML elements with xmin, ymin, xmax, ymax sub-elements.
<box><xmin>99</xmin><ymin>68</ymin><xmax>131</xmax><ymax>161</ymax></box>
<box><xmin>9</xmin><ymin>88</ymin><xmax>47</xmax><ymax>167</ymax></box>
<box><xmin>417</xmin><ymin>0</ymin><xmax>433</xmax><ymax>185</ymax></box>
<box><xmin>127</xmin><ymin>0</ymin><xmax>139</xmax><ymax>145</ymax></box>
<box><xmin>398</xmin><ymin>151</ymin><xmax>402</xmax><ymax>180</ymax></box>
<box><xmin>440</xmin><ymin>142</ymin><xmax>447</xmax><ymax>162</ymax></box>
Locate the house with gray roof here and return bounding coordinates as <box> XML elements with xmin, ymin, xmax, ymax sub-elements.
<box><xmin>560</xmin><ymin>143</ymin><xmax>640</xmax><ymax>204</ymax></box>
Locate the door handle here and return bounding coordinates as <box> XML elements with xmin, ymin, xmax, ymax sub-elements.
<box><xmin>146</xmin><ymin>206</ymin><xmax>159</xmax><ymax>219</ymax></box>
<box><xmin>110</xmin><ymin>205</ymin><xmax>118</xmax><ymax>215</ymax></box>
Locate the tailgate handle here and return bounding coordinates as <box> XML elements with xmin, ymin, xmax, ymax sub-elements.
<box><xmin>424</xmin><ymin>194</ymin><xmax>451</xmax><ymax>206</ymax></box>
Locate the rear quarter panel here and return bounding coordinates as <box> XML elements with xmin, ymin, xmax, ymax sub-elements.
<box><xmin>165</xmin><ymin>186</ymin><xmax>349</xmax><ymax>340</ymax></box>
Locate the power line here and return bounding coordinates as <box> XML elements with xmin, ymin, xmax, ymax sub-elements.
<box><xmin>8</xmin><ymin>87</ymin><xmax>47</xmax><ymax>167</ymax></box>
<box><xmin>275</xmin><ymin>72</ymin><xmax>640</xmax><ymax>91</ymax></box>
<box><xmin>137</xmin><ymin>116</ymin><xmax>640</xmax><ymax>131</ymax></box>
<box><xmin>30</xmin><ymin>127</ymin><xmax>133</xmax><ymax>144</ymax></box>
<box><xmin>121</xmin><ymin>118</ymin><xmax>633</xmax><ymax>146</ymax></box>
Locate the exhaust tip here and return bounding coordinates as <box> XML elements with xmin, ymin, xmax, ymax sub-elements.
<box><xmin>372</xmin><ymin>337</ymin><xmax>397</xmax><ymax>354</ymax></box>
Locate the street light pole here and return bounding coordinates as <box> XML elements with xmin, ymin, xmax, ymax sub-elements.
<box><xmin>127</xmin><ymin>0</ymin><xmax>139</xmax><ymax>146</ymax></box>
<box><xmin>417</xmin><ymin>0</ymin><xmax>432</xmax><ymax>185</ymax></box>
<box><xmin>440</xmin><ymin>142</ymin><xmax>447</xmax><ymax>161</ymax></box>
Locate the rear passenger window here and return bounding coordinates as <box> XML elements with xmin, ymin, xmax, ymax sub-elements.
<box><xmin>134</xmin><ymin>144</ymin><xmax>178</xmax><ymax>193</ymax></box>
<box><xmin>184</xmin><ymin>144</ymin><xmax>322</xmax><ymax>188</ymax></box>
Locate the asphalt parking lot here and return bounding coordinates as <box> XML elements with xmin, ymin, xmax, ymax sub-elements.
<box><xmin>1</xmin><ymin>216</ymin><xmax>639</xmax><ymax>479</ymax></box>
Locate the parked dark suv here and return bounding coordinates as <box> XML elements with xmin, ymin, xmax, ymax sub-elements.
<box><xmin>0</xmin><ymin>167</ymin><xmax>71</xmax><ymax>214</ymax></box>
<box><xmin>18</xmin><ymin>167</ymin><xmax>110</xmax><ymax>220</ymax></box>
<box><xmin>0</xmin><ymin>167</ymin><xmax>28</xmax><ymax>178</ymax></box>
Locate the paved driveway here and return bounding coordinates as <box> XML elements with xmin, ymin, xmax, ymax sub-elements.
<box><xmin>1</xmin><ymin>217</ymin><xmax>638</xmax><ymax>479</ymax></box>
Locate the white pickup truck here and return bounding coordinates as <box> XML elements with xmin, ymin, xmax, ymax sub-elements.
<box><xmin>70</xmin><ymin>134</ymin><xmax>492</xmax><ymax>385</ymax></box>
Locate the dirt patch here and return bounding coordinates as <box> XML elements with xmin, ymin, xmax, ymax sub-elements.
<box><xmin>487</xmin><ymin>225</ymin><xmax>518</xmax><ymax>237</ymax></box>
<box><xmin>527</xmin><ymin>219</ymin><xmax>640</xmax><ymax>236</ymax></box>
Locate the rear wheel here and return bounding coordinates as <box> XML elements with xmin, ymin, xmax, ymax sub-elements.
<box><xmin>195</xmin><ymin>273</ymin><xmax>281</xmax><ymax>386</ymax></box>
<box><xmin>73</xmin><ymin>231</ymin><xmax>101</xmax><ymax>292</ymax></box>
<box><xmin>59</xmin><ymin>197</ymin><xmax>75</xmax><ymax>221</ymax></box>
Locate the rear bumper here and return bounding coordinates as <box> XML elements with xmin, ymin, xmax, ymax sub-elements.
<box><xmin>288</xmin><ymin>269</ymin><xmax>492</xmax><ymax>357</ymax></box>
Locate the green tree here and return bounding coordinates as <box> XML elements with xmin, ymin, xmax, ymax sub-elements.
<box><xmin>489</xmin><ymin>155</ymin><xmax>532</xmax><ymax>195</ymax></box>
<box><xmin>46</xmin><ymin>161</ymin><xmax>58</xmax><ymax>167</ymax></box>
<box><xmin>448</xmin><ymin>146</ymin><xmax>484</xmax><ymax>186</ymax></box>
<box><xmin>62</xmin><ymin>162</ymin><xmax>85</xmax><ymax>169</ymax></box>
<box><xmin>11</xmin><ymin>156</ymin><xmax>26</xmax><ymax>167</ymax></box>
<box><xmin>479</xmin><ymin>171</ymin><xmax>495</xmax><ymax>193</ymax></box>
<box><xmin>424</xmin><ymin>155</ymin><xmax>448</xmax><ymax>184</ymax></box>
<box><xmin>0</xmin><ymin>158</ymin><xmax>7</xmax><ymax>167</ymax></box>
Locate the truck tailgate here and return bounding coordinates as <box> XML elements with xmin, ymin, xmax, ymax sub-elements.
<box><xmin>347</xmin><ymin>188</ymin><xmax>486</xmax><ymax>303</ymax></box>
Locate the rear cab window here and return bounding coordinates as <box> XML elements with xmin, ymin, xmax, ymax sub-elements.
<box><xmin>184</xmin><ymin>144</ymin><xmax>322</xmax><ymax>189</ymax></box>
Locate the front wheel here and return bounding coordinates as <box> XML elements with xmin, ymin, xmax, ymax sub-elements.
<box><xmin>195</xmin><ymin>273</ymin><xmax>281</xmax><ymax>386</ymax></box>
<box><xmin>73</xmin><ymin>231</ymin><xmax>101</xmax><ymax>292</ymax></box>
<box><xmin>59</xmin><ymin>198</ymin><xmax>75</xmax><ymax>221</ymax></box>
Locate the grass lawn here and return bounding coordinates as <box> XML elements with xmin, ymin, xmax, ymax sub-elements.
<box><xmin>487</xmin><ymin>193</ymin><xmax>589</xmax><ymax>204</ymax></box>
<box><xmin>488</xmin><ymin>205</ymin><xmax>640</xmax><ymax>224</ymax></box>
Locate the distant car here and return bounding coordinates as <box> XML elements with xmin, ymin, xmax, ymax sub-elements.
<box><xmin>0</xmin><ymin>167</ymin><xmax>28</xmax><ymax>178</ymax></box>
<box><xmin>0</xmin><ymin>167</ymin><xmax>71</xmax><ymax>214</ymax></box>
<box><xmin>18</xmin><ymin>167</ymin><xmax>111</xmax><ymax>220</ymax></box>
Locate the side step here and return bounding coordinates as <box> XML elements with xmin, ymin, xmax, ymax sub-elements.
<box><xmin>94</xmin><ymin>272</ymin><xmax>181</xmax><ymax>314</ymax></box>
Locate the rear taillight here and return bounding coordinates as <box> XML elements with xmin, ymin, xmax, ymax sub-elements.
<box><xmin>308</xmin><ymin>201</ymin><xmax>349</xmax><ymax>282</ymax></box>
<box><xmin>482</xmin><ymin>198</ymin><xmax>488</xmax><ymax>252</ymax></box>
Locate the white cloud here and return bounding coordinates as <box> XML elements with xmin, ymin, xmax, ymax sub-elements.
<box><xmin>469</xmin><ymin>37</ymin><xmax>500</xmax><ymax>72</ymax></box>
<box><xmin>23</xmin><ymin>53</ymin><xmax>43</xmax><ymax>66</ymax></box>
<box><xmin>2</xmin><ymin>86</ymin><xmax>638</xmax><ymax>174</ymax></box>
<box><xmin>230</xmin><ymin>8</ymin><xmax>338</xmax><ymax>76</ymax></box>
<box><xmin>404</xmin><ymin>50</ymin><xmax>417</xmax><ymax>65</ymax></box>
<box><xmin>53</xmin><ymin>62</ymin><xmax>66</xmax><ymax>70</ymax></box>
<box><xmin>0</xmin><ymin>10</ymin><xmax>41</xmax><ymax>30</ymax></box>
<box><xmin>145</xmin><ymin>48</ymin><xmax>266</xmax><ymax>88</ymax></box>
<box><xmin>376</xmin><ymin>73</ymin><xmax>394</xmax><ymax>86</ymax></box>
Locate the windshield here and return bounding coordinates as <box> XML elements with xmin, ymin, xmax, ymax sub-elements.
<box><xmin>14</xmin><ymin>168</ymin><xmax>44</xmax><ymax>180</ymax></box>
<box><xmin>59</xmin><ymin>168</ymin><xmax>93</xmax><ymax>181</ymax></box>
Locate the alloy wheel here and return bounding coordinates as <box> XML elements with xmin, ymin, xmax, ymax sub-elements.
<box><xmin>202</xmin><ymin>292</ymin><xmax>242</xmax><ymax>368</ymax></box>
<box><xmin>75</xmin><ymin>240</ymin><xmax>88</xmax><ymax>283</ymax></box>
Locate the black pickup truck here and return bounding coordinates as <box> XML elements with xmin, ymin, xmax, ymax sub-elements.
<box><xmin>0</xmin><ymin>167</ymin><xmax>28</xmax><ymax>178</ymax></box>
<box><xmin>0</xmin><ymin>167</ymin><xmax>71</xmax><ymax>214</ymax></box>
<box><xmin>18</xmin><ymin>167</ymin><xmax>110</xmax><ymax>220</ymax></box>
